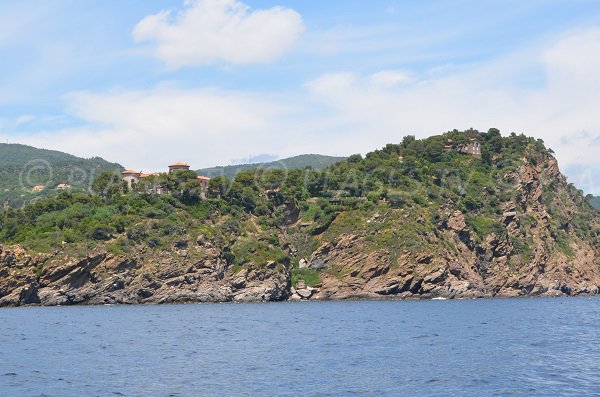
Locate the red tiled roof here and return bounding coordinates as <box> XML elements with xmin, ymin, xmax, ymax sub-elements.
<box><xmin>121</xmin><ymin>169</ymin><xmax>141</xmax><ymax>175</ymax></box>
<box><xmin>197</xmin><ymin>176</ymin><xmax>210</xmax><ymax>180</ymax></box>
<box><xmin>169</xmin><ymin>162</ymin><xmax>190</xmax><ymax>167</ymax></box>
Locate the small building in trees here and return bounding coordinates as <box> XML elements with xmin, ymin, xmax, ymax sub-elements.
<box><xmin>197</xmin><ymin>175</ymin><xmax>210</xmax><ymax>189</ymax></box>
<box><xmin>444</xmin><ymin>137</ymin><xmax>482</xmax><ymax>157</ymax></box>
<box><xmin>197</xmin><ymin>175</ymin><xmax>211</xmax><ymax>199</ymax></box>
<box><xmin>460</xmin><ymin>138</ymin><xmax>482</xmax><ymax>157</ymax></box>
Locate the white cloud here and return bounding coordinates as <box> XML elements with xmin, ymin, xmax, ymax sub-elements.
<box><xmin>304</xmin><ymin>27</ymin><xmax>600</xmax><ymax>187</ymax></box>
<box><xmin>369</xmin><ymin>70</ymin><xmax>413</xmax><ymax>87</ymax></box>
<box><xmin>133</xmin><ymin>0</ymin><xmax>304</xmax><ymax>68</ymax></box>
<box><xmin>542</xmin><ymin>28</ymin><xmax>600</xmax><ymax>85</ymax></box>
<box><xmin>3</xmin><ymin>86</ymin><xmax>308</xmax><ymax>171</ymax></box>
<box><xmin>5</xmin><ymin>27</ymin><xmax>600</xmax><ymax>194</ymax></box>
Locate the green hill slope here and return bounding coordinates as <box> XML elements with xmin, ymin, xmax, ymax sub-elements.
<box><xmin>591</xmin><ymin>196</ymin><xmax>600</xmax><ymax>209</ymax></box>
<box><xmin>196</xmin><ymin>154</ymin><xmax>345</xmax><ymax>178</ymax></box>
<box><xmin>0</xmin><ymin>143</ymin><xmax>123</xmax><ymax>208</ymax></box>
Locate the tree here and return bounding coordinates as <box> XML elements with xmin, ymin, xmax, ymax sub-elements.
<box><xmin>209</xmin><ymin>176</ymin><xmax>231</xmax><ymax>197</ymax></box>
<box><xmin>485</xmin><ymin>128</ymin><xmax>503</xmax><ymax>153</ymax></box>
<box><xmin>92</xmin><ymin>172</ymin><xmax>123</xmax><ymax>199</ymax></box>
<box><xmin>424</xmin><ymin>137</ymin><xmax>445</xmax><ymax>162</ymax></box>
<box><xmin>306</xmin><ymin>171</ymin><xmax>326</xmax><ymax>196</ymax></box>
<box><xmin>235</xmin><ymin>170</ymin><xmax>258</xmax><ymax>188</ymax></box>
<box><xmin>481</xmin><ymin>148</ymin><xmax>492</xmax><ymax>165</ymax></box>
<box><xmin>401</xmin><ymin>135</ymin><xmax>416</xmax><ymax>148</ymax></box>
<box><xmin>347</xmin><ymin>154</ymin><xmax>363</xmax><ymax>163</ymax></box>
<box><xmin>452</xmin><ymin>134</ymin><xmax>469</xmax><ymax>148</ymax></box>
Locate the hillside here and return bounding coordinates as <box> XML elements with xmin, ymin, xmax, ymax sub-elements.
<box><xmin>196</xmin><ymin>154</ymin><xmax>345</xmax><ymax>179</ymax></box>
<box><xmin>591</xmin><ymin>196</ymin><xmax>600</xmax><ymax>210</ymax></box>
<box><xmin>0</xmin><ymin>143</ymin><xmax>123</xmax><ymax>208</ymax></box>
<box><xmin>1</xmin><ymin>129</ymin><xmax>599</xmax><ymax>306</ymax></box>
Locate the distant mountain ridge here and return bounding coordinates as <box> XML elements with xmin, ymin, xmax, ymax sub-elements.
<box><xmin>195</xmin><ymin>154</ymin><xmax>346</xmax><ymax>178</ymax></box>
<box><xmin>0</xmin><ymin>143</ymin><xmax>123</xmax><ymax>207</ymax></box>
<box><xmin>591</xmin><ymin>196</ymin><xmax>600</xmax><ymax>210</ymax></box>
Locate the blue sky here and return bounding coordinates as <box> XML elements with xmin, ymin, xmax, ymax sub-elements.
<box><xmin>1</xmin><ymin>0</ymin><xmax>600</xmax><ymax>193</ymax></box>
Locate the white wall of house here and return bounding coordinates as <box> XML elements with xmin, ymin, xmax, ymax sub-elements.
<box><xmin>122</xmin><ymin>175</ymin><xmax>139</xmax><ymax>188</ymax></box>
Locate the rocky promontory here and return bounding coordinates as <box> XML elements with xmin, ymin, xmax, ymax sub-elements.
<box><xmin>1</xmin><ymin>130</ymin><xmax>599</xmax><ymax>306</ymax></box>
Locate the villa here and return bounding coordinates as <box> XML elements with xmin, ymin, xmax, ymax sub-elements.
<box><xmin>460</xmin><ymin>138</ymin><xmax>482</xmax><ymax>157</ymax></box>
<box><xmin>121</xmin><ymin>162</ymin><xmax>210</xmax><ymax>197</ymax></box>
<box><xmin>168</xmin><ymin>162</ymin><xmax>191</xmax><ymax>172</ymax></box>
<box><xmin>444</xmin><ymin>137</ymin><xmax>482</xmax><ymax>157</ymax></box>
<box><xmin>121</xmin><ymin>169</ymin><xmax>143</xmax><ymax>188</ymax></box>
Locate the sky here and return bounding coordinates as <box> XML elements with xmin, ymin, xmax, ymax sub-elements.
<box><xmin>1</xmin><ymin>0</ymin><xmax>600</xmax><ymax>194</ymax></box>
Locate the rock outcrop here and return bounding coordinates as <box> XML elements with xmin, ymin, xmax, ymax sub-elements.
<box><xmin>302</xmin><ymin>155</ymin><xmax>600</xmax><ymax>300</ymax></box>
<box><xmin>0</xmin><ymin>244</ymin><xmax>290</xmax><ymax>307</ymax></box>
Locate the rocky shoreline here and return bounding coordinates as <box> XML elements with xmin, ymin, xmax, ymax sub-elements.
<box><xmin>1</xmin><ymin>239</ymin><xmax>598</xmax><ymax>308</ymax></box>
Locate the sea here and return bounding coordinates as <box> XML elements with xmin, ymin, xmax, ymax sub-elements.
<box><xmin>1</xmin><ymin>298</ymin><xmax>599</xmax><ymax>396</ymax></box>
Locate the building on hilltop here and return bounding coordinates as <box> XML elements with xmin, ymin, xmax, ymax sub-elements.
<box><xmin>197</xmin><ymin>176</ymin><xmax>210</xmax><ymax>190</ymax></box>
<box><xmin>121</xmin><ymin>169</ymin><xmax>142</xmax><ymax>188</ymax></box>
<box><xmin>121</xmin><ymin>163</ymin><xmax>210</xmax><ymax>197</ymax></box>
<box><xmin>168</xmin><ymin>162</ymin><xmax>191</xmax><ymax>172</ymax></box>
<box><xmin>197</xmin><ymin>176</ymin><xmax>210</xmax><ymax>199</ymax></box>
<box><xmin>121</xmin><ymin>170</ymin><xmax>162</xmax><ymax>190</ymax></box>
<box><xmin>444</xmin><ymin>137</ymin><xmax>482</xmax><ymax>157</ymax></box>
<box><xmin>56</xmin><ymin>183</ymin><xmax>71</xmax><ymax>190</ymax></box>
<box><xmin>460</xmin><ymin>138</ymin><xmax>482</xmax><ymax>157</ymax></box>
<box><xmin>31</xmin><ymin>184</ymin><xmax>45</xmax><ymax>192</ymax></box>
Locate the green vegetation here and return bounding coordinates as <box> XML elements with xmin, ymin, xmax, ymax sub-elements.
<box><xmin>195</xmin><ymin>154</ymin><xmax>345</xmax><ymax>179</ymax></box>
<box><xmin>467</xmin><ymin>216</ymin><xmax>505</xmax><ymax>241</ymax></box>
<box><xmin>0</xmin><ymin>143</ymin><xmax>122</xmax><ymax>208</ymax></box>
<box><xmin>291</xmin><ymin>265</ymin><xmax>321</xmax><ymax>288</ymax></box>
<box><xmin>231</xmin><ymin>237</ymin><xmax>289</xmax><ymax>268</ymax></box>
<box><xmin>1</xmin><ymin>129</ymin><xmax>598</xmax><ymax>277</ymax></box>
<box><xmin>555</xmin><ymin>231</ymin><xmax>575</xmax><ymax>258</ymax></box>
<box><xmin>590</xmin><ymin>196</ymin><xmax>600</xmax><ymax>210</ymax></box>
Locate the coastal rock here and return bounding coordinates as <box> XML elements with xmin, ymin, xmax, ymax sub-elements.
<box><xmin>296</xmin><ymin>288</ymin><xmax>312</xmax><ymax>299</ymax></box>
<box><xmin>0</xmin><ymin>242</ymin><xmax>290</xmax><ymax>306</ymax></box>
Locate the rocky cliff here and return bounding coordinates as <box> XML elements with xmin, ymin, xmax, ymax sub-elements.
<box><xmin>1</xmin><ymin>132</ymin><xmax>599</xmax><ymax>306</ymax></box>
<box><xmin>301</xmin><ymin>157</ymin><xmax>600</xmax><ymax>300</ymax></box>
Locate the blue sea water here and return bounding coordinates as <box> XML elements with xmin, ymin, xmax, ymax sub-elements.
<box><xmin>1</xmin><ymin>298</ymin><xmax>600</xmax><ymax>397</ymax></box>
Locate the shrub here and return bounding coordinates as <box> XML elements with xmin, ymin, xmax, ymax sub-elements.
<box><xmin>291</xmin><ymin>267</ymin><xmax>321</xmax><ymax>287</ymax></box>
<box><xmin>90</xmin><ymin>225</ymin><xmax>114</xmax><ymax>241</ymax></box>
<box><xmin>388</xmin><ymin>194</ymin><xmax>406</xmax><ymax>208</ymax></box>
